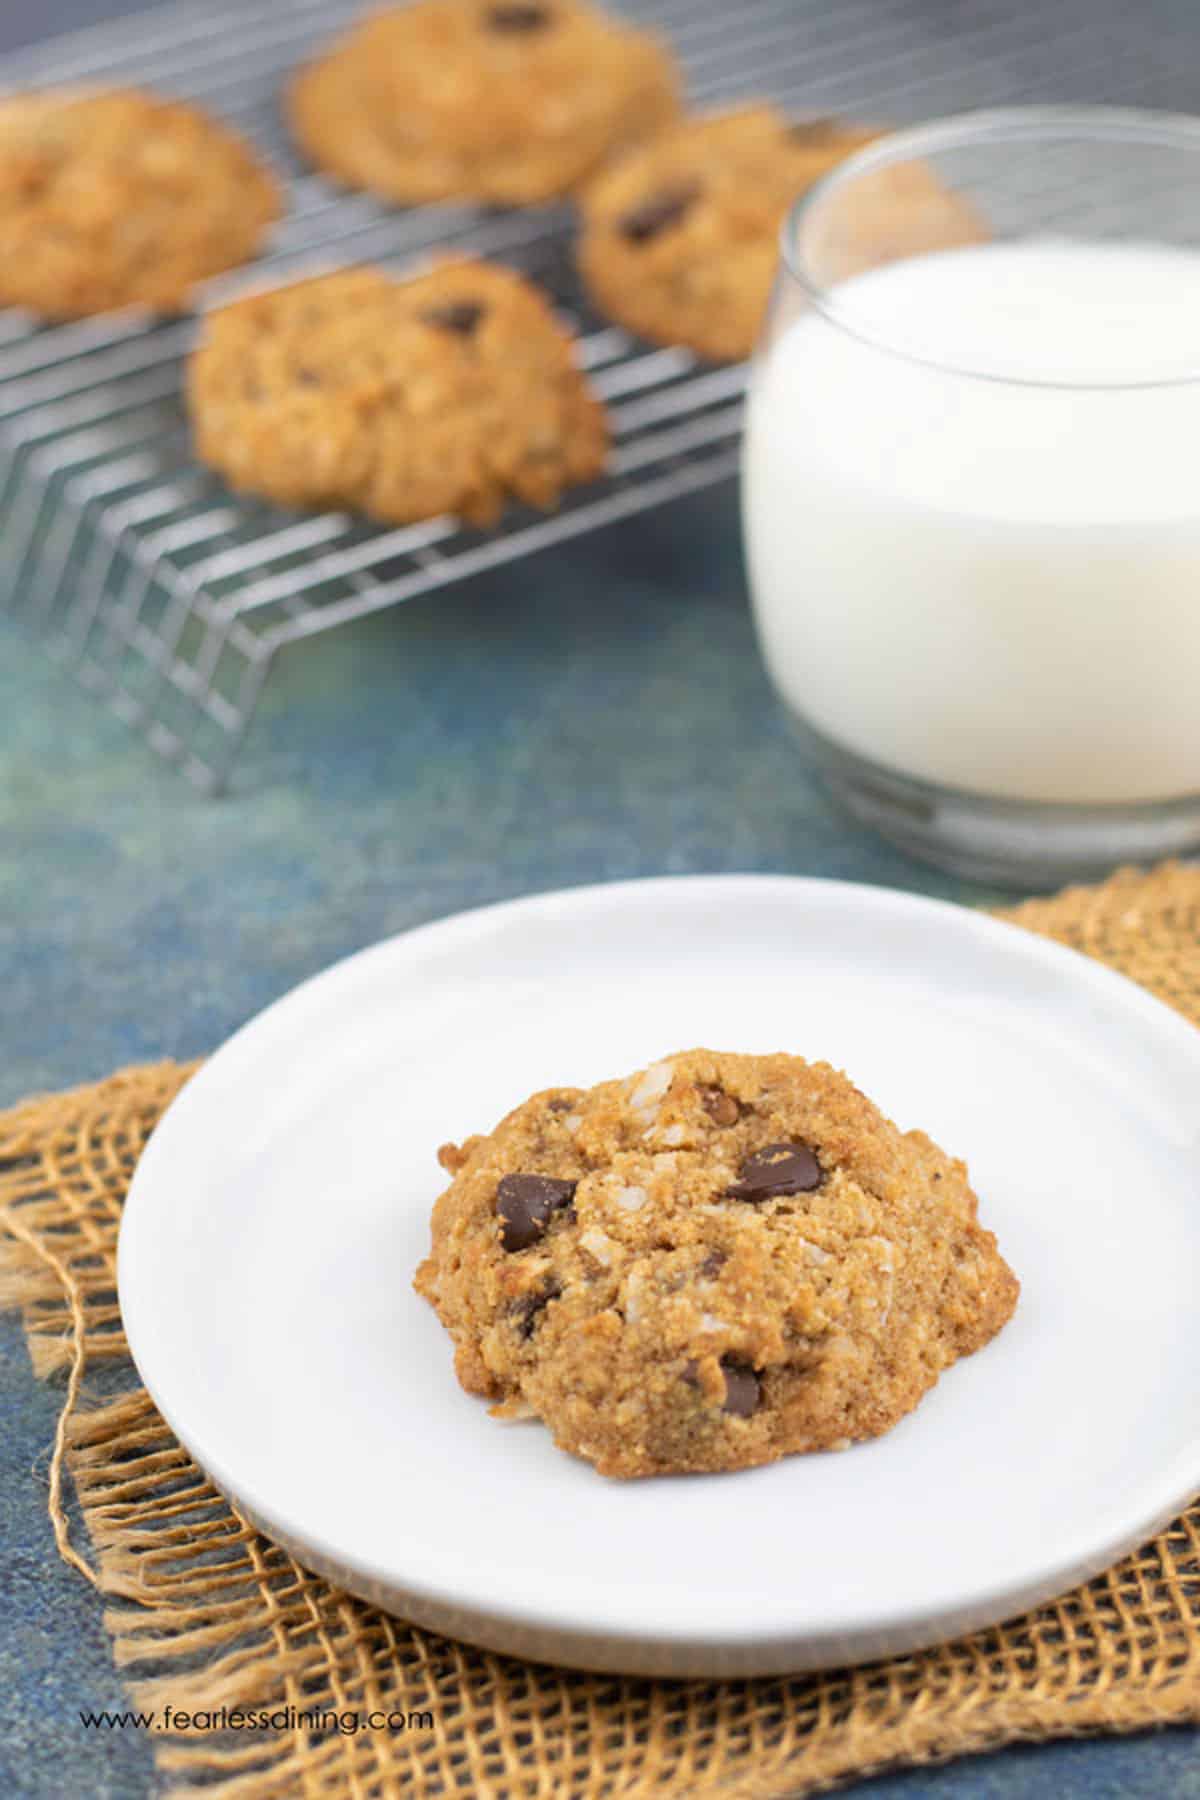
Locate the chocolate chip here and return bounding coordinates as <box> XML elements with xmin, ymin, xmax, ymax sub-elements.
<box><xmin>699</xmin><ymin>1249</ymin><xmax>726</xmax><ymax>1279</ymax></box>
<box><xmin>511</xmin><ymin>1279</ymin><xmax>561</xmax><ymax>1338</ymax></box>
<box><xmin>486</xmin><ymin>2</ymin><xmax>550</xmax><ymax>31</ymax></box>
<box><xmin>546</xmin><ymin>1096</ymin><xmax>573</xmax><ymax>1113</ymax></box>
<box><xmin>682</xmin><ymin>1356</ymin><xmax>761</xmax><ymax>1416</ymax></box>
<box><xmin>496</xmin><ymin>1173</ymin><xmax>576</xmax><ymax>1251</ymax></box>
<box><xmin>699</xmin><ymin>1085</ymin><xmax>739</xmax><ymax>1127</ymax></box>
<box><xmin>618</xmin><ymin>180</ymin><xmax>702</xmax><ymax>244</ymax></box>
<box><xmin>721</xmin><ymin>1360</ymin><xmax>761</xmax><ymax>1417</ymax></box>
<box><xmin>788</xmin><ymin>117</ymin><xmax>841</xmax><ymax>146</ymax></box>
<box><xmin>421</xmin><ymin>300</ymin><xmax>486</xmax><ymax>336</ymax></box>
<box><xmin>725</xmin><ymin>1142</ymin><xmax>822</xmax><ymax>1201</ymax></box>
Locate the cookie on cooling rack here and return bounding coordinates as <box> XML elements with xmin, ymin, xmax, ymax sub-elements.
<box><xmin>578</xmin><ymin>104</ymin><xmax>986</xmax><ymax>362</ymax></box>
<box><xmin>186</xmin><ymin>259</ymin><xmax>609</xmax><ymax>526</ymax></box>
<box><xmin>286</xmin><ymin>0</ymin><xmax>680</xmax><ymax>205</ymax></box>
<box><xmin>576</xmin><ymin>106</ymin><xmax>882</xmax><ymax>362</ymax></box>
<box><xmin>415</xmin><ymin>1048</ymin><xmax>1019</xmax><ymax>1479</ymax></box>
<box><xmin>0</xmin><ymin>88</ymin><xmax>280</xmax><ymax>319</ymax></box>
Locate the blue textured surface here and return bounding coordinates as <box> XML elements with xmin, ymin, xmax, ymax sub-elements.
<box><xmin>0</xmin><ymin>3</ymin><xmax>1197</xmax><ymax>1795</ymax></box>
<box><xmin>0</xmin><ymin>494</ymin><xmax>997</xmax><ymax>1108</ymax></box>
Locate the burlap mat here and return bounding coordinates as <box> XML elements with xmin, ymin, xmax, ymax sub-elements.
<box><xmin>2</xmin><ymin>862</ymin><xmax>1199</xmax><ymax>1799</ymax></box>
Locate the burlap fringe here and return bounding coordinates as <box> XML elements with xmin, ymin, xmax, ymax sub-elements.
<box><xmin>3</xmin><ymin>867</ymin><xmax>1200</xmax><ymax>1798</ymax></box>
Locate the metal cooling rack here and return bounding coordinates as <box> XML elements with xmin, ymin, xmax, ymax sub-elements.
<box><xmin>0</xmin><ymin>0</ymin><xmax>1194</xmax><ymax>789</ymax></box>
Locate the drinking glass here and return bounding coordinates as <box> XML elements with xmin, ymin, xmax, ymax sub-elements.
<box><xmin>742</xmin><ymin>107</ymin><xmax>1200</xmax><ymax>884</ymax></box>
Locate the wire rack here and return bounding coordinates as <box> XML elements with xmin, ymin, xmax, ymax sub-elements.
<box><xmin>0</xmin><ymin>0</ymin><xmax>1193</xmax><ymax>790</ymax></box>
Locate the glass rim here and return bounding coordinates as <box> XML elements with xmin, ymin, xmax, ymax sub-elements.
<box><xmin>780</xmin><ymin>103</ymin><xmax>1200</xmax><ymax>390</ymax></box>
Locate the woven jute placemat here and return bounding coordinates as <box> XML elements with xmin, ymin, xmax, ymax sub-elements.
<box><xmin>2</xmin><ymin>861</ymin><xmax>1199</xmax><ymax>1799</ymax></box>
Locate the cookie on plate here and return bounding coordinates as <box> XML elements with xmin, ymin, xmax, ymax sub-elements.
<box><xmin>577</xmin><ymin>105</ymin><xmax>985</xmax><ymax>361</ymax></box>
<box><xmin>415</xmin><ymin>1048</ymin><xmax>1019</xmax><ymax>1479</ymax></box>
<box><xmin>0</xmin><ymin>88</ymin><xmax>279</xmax><ymax>319</ymax></box>
<box><xmin>287</xmin><ymin>0</ymin><xmax>680</xmax><ymax>206</ymax></box>
<box><xmin>187</xmin><ymin>258</ymin><xmax>608</xmax><ymax>526</ymax></box>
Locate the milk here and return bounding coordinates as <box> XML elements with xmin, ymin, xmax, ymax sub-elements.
<box><xmin>743</xmin><ymin>240</ymin><xmax>1200</xmax><ymax>805</ymax></box>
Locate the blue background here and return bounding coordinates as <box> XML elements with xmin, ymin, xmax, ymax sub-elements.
<box><xmin>1</xmin><ymin>3</ymin><xmax>1196</xmax><ymax>1795</ymax></box>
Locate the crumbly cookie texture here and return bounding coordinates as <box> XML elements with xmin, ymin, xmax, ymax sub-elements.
<box><xmin>415</xmin><ymin>1048</ymin><xmax>1019</xmax><ymax>1479</ymax></box>
<box><xmin>187</xmin><ymin>259</ymin><xmax>608</xmax><ymax>526</ymax></box>
<box><xmin>577</xmin><ymin>105</ymin><xmax>985</xmax><ymax>361</ymax></box>
<box><xmin>0</xmin><ymin>88</ymin><xmax>279</xmax><ymax>319</ymax></box>
<box><xmin>287</xmin><ymin>0</ymin><xmax>680</xmax><ymax>205</ymax></box>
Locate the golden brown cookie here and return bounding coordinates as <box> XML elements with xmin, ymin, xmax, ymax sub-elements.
<box><xmin>415</xmin><ymin>1048</ymin><xmax>1019</xmax><ymax>1479</ymax></box>
<box><xmin>0</xmin><ymin>88</ymin><xmax>279</xmax><ymax>319</ymax></box>
<box><xmin>187</xmin><ymin>258</ymin><xmax>609</xmax><ymax>526</ymax></box>
<box><xmin>576</xmin><ymin>106</ymin><xmax>882</xmax><ymax>361</ymax></box>
<box><xmin>287</xmin><ymin>0</ymin><xmax>680</xmax><ymax>205</ymax></box>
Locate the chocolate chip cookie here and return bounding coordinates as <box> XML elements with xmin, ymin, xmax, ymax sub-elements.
<box><xmin>287</xmin><ymin>0</ymin><xmax>680</xmax><ymax>205</ymax></box>
<box><xmin>576</xmin><ymin>106</ymin><xmax>879</xmax><ymax>361</ymax></box>
<box><xmin>0</xmin><ymin>88</ymin><xmax>279</xmax><ymax>319</ymax></box>
<box><xmin>577</xmin><ymin>105</ymin><xmax>985</xmax><ymax>361</ymax></box>
<box><xmin>187</xmin><ymin>258</ymin><xmax>608</xmax><ymax>526</ymax></box>
<box><xmin>415</xmin><ymin>1049</ymin><xmax>1019</xmax><ymax>1479</ymax></box>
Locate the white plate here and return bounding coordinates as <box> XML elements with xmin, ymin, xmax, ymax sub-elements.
<box><xmin>119</xmin><ymin>876</ymin><xmax>1200</xmax><ymax>1677</ymax></box>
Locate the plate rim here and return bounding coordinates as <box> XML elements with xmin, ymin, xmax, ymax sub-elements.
<box><xmin>117</xmin><ymin>873</ymin><xmax>1200</xmax><ymax>1675</ymax></box>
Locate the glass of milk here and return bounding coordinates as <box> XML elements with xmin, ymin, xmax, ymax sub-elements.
<box><xmin>742</xmin><ymin>107</ymin><xmax>1200</xmax><ymax>883</ymax></box>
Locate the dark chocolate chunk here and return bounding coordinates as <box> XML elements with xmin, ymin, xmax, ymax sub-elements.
<box><xmin>699</xmin><ymin>1084</ymin><xmax>739</xmax><ymax>1127</ymax></box>
<box><xmin>725</xmin><ymin>1142</ymin><xmax>822</xmax><ymax>1201</ymax></box>
<box><xmin>486</xmin><ymin>2</ymin><xmax>550</xmax><ymax>31</ymax></box>
<box><xmin>699</xmin><ymin>1248</ymin><xmax>726</xmax><ymax>1279</ymax></box>
<box><xmin>721</xmin><ymin>1359</ymin><xmax>761</xmax><ymax>1417</ymax></box>
<box><xmin>682</xmin><ymin>1356</ymin><xmax>761</xmax><ymax>1416</ymax></box>
<box><xmin>511</xmin><ymin>1279</ymin><xmax>561</xmax><ymax>1339</ymax></box>
<box><xmin>421</xmin><ymin>300</ymin><xmax>486</xmax><ymax>336</ymax></box>
<box><xmin>618</xmin><ymin>180</ymin><xmax>702</xmax><ymax>243</ymax></box>
<box><xmin>496</xmin><ymin>1173</ymin><xmax>576</xmax><ymax>1251</ymax></box>
<box><xmin>788</xmin><ymin>117</ymin><xmax>841</xmax><ymax>146</ymax></box>
<box><xmin>546</xmin><ymin>1095</ymin><xmax>574</xmax><ymax>1113</ymax></box>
